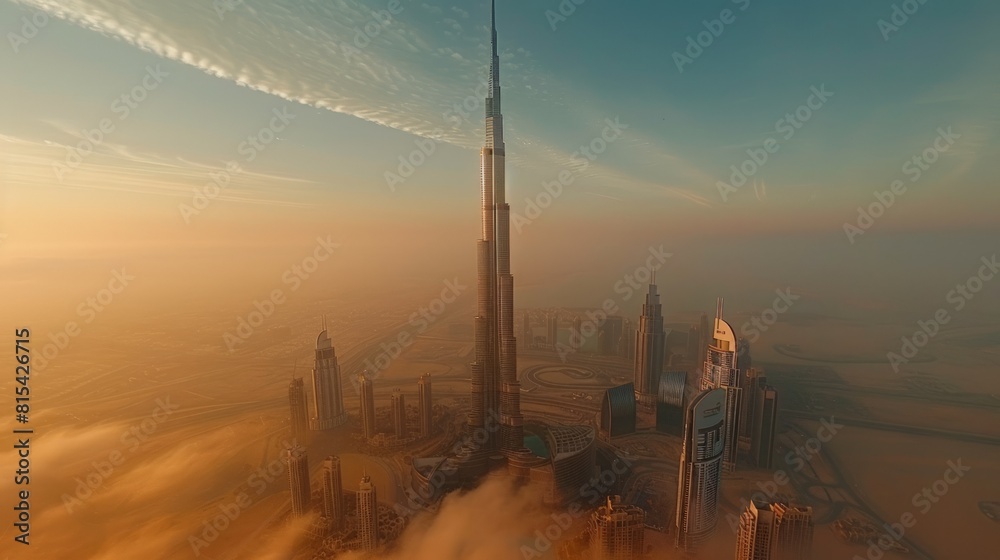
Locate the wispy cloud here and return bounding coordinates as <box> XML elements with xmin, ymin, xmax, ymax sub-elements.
<box><xmin>10</xmin><ymin>0</ymin><xmax>715</xmax><ymax>207</ymax></box>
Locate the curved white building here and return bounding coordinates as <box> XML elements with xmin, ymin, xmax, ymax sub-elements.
<box><xmin>701</xmin><ymin>299</ymin><xmax>742</xmax><ymax>472</ymax></box>
<box><xmin>675</xmin><ymin>387</ymin><xmax>726</xmax><ymax>551</ymax></box>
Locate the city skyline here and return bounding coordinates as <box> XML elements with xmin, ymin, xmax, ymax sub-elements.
<box><xmin>3</xmin><ymin>2</ymin><xmax>999</xmax><ymax>560</ymax></box>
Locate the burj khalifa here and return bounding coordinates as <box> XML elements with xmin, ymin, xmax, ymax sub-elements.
<box><xmin>469</xmin><ymin>0</ymin><xmax>523</xmax><ymax>454</ymax></box>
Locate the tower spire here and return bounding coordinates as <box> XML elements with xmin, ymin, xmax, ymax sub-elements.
<box><xmin>486</xmin><ymin>0</ymin><xmax>501</xmax><ymax>121</ymax></box>
<box><xmin>491</xmin><ymin>0</ymin><xmax>497</xmax><ymax>57</ymax></box>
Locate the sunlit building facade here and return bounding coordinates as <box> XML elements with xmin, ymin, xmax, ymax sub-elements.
<box><xmin>701</xmin><ymin>299</ymin><xmax>742</xmax><ymax>472</ymax></box>
<box><xmin>286</xmin><ymin>444</ymin><xmax>310</xmax><ymax>517</ymax></box>
<box><xmin>589</xmin><ymin>496</ymin><xmax>646</xmax><ymax>559</ymax></box>
<box><xmin>675</xmin><ymin>388</ymin><xmax>726</xmax><ymax>551</ymax></box>
<box><xmin>311</xmin><ymin>326</ymin><xmax>348</xmax><ymax>430</ymax></box>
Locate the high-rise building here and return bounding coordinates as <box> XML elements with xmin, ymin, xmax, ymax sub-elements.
<box><xmin>359</xmin><ymin>372</ymin><xmax>376</xmax><ymax>440</ymax></box>
<box><xmin>547</xmin><ymin>312</ymin><xmax>559</xmax><ymax>348</ymax></box>
<box><xmin>771</xmin><ymin>502</ymin><xmax>814</xmax><ymax>560</ymax></box>
<box><xmin>752</xmin><ymin>385</ymin><xmax>778</xmax><ymax>469</ymax></box>
<box><xmin>418</xmin><ymin>373</ymin><xmax>433</xmax><ymax>438</ymax></box>
<box><xmin>698</xmin><ymin>312</ymin><xmax>710</xmax><ymax>364</ymax></box>
<box><xmin>391</xmin><ymin>388</ymin><xmax>406</xmax><ymax>439</ymax></box>
<box><xmin>620</xmin><ymin>318</ymin><xmax>634</xmax><ymax>361</ymax></box>
<box><xmin>634</xmin><ymin>281</ymin><xmax>665</xmax><ymax>409</ymax></box>
<box><xmin>735</xmin><ymin>500</ymin><xmax>813</xmax><ymax>560</ymax></box>
<box><xmin>588</xmin><ymin>496</ymin><xmax>646</xmax><ymax>559</ymax></box>
<box><xmin>736</xmin><ymin>338</ymin><xmax>755</xmax><ymax>444</ymax></box>
<box><xmin>468</xmin><ymin>1</ymin><xmax>524</xmax><ymax>455</ymax></box>
<box><xmin>655</xmin><ymin>371</ymin><xmax>686</xmax><ymax>436</ymax></box>
<box><xmin>321</xmin><ymin>455</ymin><xmax>344</xmax><ymax>528</ymax></box>
<box><xmin>599</xmin><ymin>315</ymin><xmax>624</xmax><ymax>356</ymax></box>
<box><xmin>357</xmin><ymin>473</ymin><xmax>379</xmax><ymax>551</ymax></box>
<box><xmin>310</xmin><ymin>325</ymin><xmax>348</xmax><ymax>430</ymax></box>
<box><xmin>288</xmin><ymin>377</ymin><xmax>309</xmax><ymax>439</ymax></box>
<box><xmin>600</xmin><ymin>383</ymin><xmax>637</xmax><ymax>438</ymax></box>
<box><xmin>675</xmin><ymin>388</ymin><xmax>726</xmax><ymax>552</ymax></box>
<box><xmin>739</xmin><ymin>368</ymin><xmax>766</xmax><ymax>454</ymax></box>
<box><xmin>701</xmin><ymin>299</ymin><xmax>742</xmax><ymax>472</ymax></box>
<box><xmin>286</xmin><ymin>444</ymin><xmax>310</xmax><ymax>517</ymax></box>
<box><xmin>685</xmin><ymin>324</ymin><xmax>701</xmax><ymax>364</ymax></box>
<box><xmin>736</xmin><ymin>499</ymin><xmax>775</xmax><ymax>560</ymax></box>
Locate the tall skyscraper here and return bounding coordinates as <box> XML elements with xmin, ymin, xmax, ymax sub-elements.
<box><xmin>357</xmin><ymin>473</ymin><xmax>379</xmax><ymax>551</ymax></box>
<box><xmin>685</xmin><ymin>324</ymin><xmax>701</xmax><ymax>364</ymax></box>
<box><xmin>736</xmin><ymin>338</ymin><xmax>754</xmax><ymax>445</ymax></box>
<box><xmin>634</xmin><ymin>281</ymin><xmax>665</xmax><ymax>409</ymax></box>
<box><xmin>599</xmin><ymin>315</ymin><xmax>624</xmax><ymax>356</ymax></box>
<box><xmin>288</xmin><ymin>376</ymin><xmax>309</xmax><ymax>439</ymax></box>
<box><xmin>286</xmin><ymin>444</ymin><xmax>310</xmax><ymax>517</ymax></box>
<box><xmin>620</xmin><ymin>318</ymin><xmax>634</xmax><ymax>361</ymax></box>
<box><xmin>735</xmin><ymin>500</ymin><xmax>814</xmax><ymax>560</ymax></box>
<box><xmin>391</xmin><ymin>388</ymin><xmax>406</xmax><ymax>439</ymax></box>
<box><xmin>701</xmin><ymin>299</ymin><xmax>742</xmax><ymax>472</ymax></box>
<box><xmin>675</xmin><ymin>388</ymin><xmax>726</xmax><ymax>552</ymax></box>
<box><xmin>698</xmin><ymin>311</ymin><xmax>710</xmax><ymax>365</ymax></box>
<box><xmin>321</xmin><ymin>455</ymin><xmax>344</xmax><ymax>528</ymax></box>
<box><xmin>547</xmin><ymin>312</ymin><xmax>558</xmax><ymax>348</ymax></box>
<box><xmin>752</xmin><ymin>385</ymin><xmax>778</xmax><ymax>469</ymax></box>
<box><xmin>739</xmin><ymin>368</ymin><xmax>766</xmax><ymax>454</ymax></box>
<box><xmin>469</xmin><ymin>0</ymin><xmax>523</xmax><ymax>454</ymax></box>
<box><xmin>359</xmin><ymin>372</ymin><xmax>376</xmax><ymax>440</ymax></box>
<box><xmin>418</xmin><ymin>373</ymin><xmax>433</xmax><ymax>438</ymax></box>
<box><xmin>588</xmin><ymin>496</ymin><xmax>646</xmax><ymax>559</ymax></box>
<box><xmin>310</xmin><ymin>325</ymin><xmax>347</xmax><ymax>430</ymax></box>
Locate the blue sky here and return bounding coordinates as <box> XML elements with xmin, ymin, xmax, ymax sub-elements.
<box><xmin>1</xmin><ymin>0</ymin><xmax>998</xmax><ymax>258</ymax></box>
<box><xmin>0</xmin><ymin>0</ymin><xmax>1000</xmax><ymax>320</ymax></box>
